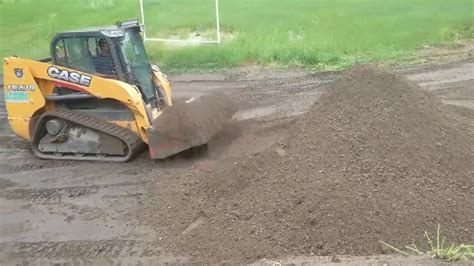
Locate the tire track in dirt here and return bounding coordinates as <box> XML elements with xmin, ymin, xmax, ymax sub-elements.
<box><xmin>228</xmin><ymin>74</ymin><xmax>333</xmax><ymax>107</ymax></box>
<box><xmin>0</xmin><ymin>181</ymin><xmax>149</xmax><ymax>203</ymax></box>
<box><xmin>3</xmin><ymin>163</ymin><xmax>72</xmax><ymax>174</ymax></box>
<box><xmin>0</xmin><ymin>240</ymin><xmax>169</xmax><ymax>259</ymax></box>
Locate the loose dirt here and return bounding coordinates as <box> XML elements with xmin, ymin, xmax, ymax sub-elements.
<box><xmin>151</xmin><ymin>94</ymin><xmax>238</xmax><ymax>147</ymax></box>
<box><xmin>147</xmin><ymin>65</ymin><xmax>474</xmax><ymax>262</ymax></box>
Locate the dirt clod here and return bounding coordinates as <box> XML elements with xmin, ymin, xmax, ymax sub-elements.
<box><xmin>150</xmin><ymin>65</ymin><xmax>474</xmax><ymax>263</ymax></box>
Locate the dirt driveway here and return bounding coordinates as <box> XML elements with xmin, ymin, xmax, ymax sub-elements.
<box><xmin>0</xmin><ymin>48</ymin><xmax>473</xmax><ymax>264</ymax></box>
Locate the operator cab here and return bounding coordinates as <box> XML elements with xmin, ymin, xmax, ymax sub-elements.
<box><xmin>50</xmin><ymin>19</ymin><xmax>160</xmax><ymax>104</ymax></box>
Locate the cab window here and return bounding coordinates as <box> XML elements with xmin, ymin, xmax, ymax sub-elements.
<box><xmin>53</xmin><ymin>37</ymin><xmax>117</xmax><ymax>77</ymax></box>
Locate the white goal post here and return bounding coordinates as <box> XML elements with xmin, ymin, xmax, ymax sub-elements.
<box><xmin>139</xmin><ymin>0</ymin><xmax>221</xmax><ymax>44</ymax></box>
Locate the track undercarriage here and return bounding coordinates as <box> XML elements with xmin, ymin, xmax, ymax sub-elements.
<box><xmin>31</xmin><ymin>109</ymin><xmax>144</xmax><ymax>162</ymax></box>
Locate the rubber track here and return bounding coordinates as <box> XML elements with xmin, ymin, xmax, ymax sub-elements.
<box><xmin>31</xmin><ymin>108</ymin><xmax>144</xmax><ymax>162</ymax></box>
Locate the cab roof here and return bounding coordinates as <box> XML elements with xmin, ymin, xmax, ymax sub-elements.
<box><xmin>57</xmin><ymin>19</ymin><xmax>142</xmax><ymax>38</ymax></box>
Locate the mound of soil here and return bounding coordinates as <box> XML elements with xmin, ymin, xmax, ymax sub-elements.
<box><xmin>150</xmin><ymin>65</ymin><xmax>474</xmax><ymax>262</ymax></box>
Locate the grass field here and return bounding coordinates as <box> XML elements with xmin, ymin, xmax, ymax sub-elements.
<box><xmin>0</xmin><ymin>0</ymin><xmax>472</xmax><ymax>71</ymax></box>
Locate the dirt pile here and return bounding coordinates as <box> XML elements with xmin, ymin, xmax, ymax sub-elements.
<box><xmin>150</xmin><ymin>65</ymin><xmax>474</xmax><ymax>262</ymax></box>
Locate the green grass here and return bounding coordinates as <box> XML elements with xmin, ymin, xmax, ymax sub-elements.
<box><xmin>380</xmin><ymin>225</ymin><xmax>474</xmax><ymax>262</ymax></box>
<box><xmin>0</xmin><ymin>0</ymin><xmax>473</xmax><ymax>71</ymax></box>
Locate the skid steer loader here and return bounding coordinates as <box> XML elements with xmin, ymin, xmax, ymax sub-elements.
<box><xmin>3</xmin><ymin>19</ymin><xmax>236</xmax><ymax>162</ymax></box>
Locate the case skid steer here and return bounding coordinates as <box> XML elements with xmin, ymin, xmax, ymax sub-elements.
<box><xmin>3</xmin><ymin>19</ymin><xmax>236</xmax><ymax>162</ymax></box>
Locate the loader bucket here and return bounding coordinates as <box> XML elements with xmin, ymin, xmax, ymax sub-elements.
<box><xmin>147</xmin><ymin>94</ymin><xmax>238</xmax><ymax>159</ymax></box>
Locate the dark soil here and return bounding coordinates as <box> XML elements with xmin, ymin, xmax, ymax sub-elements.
<box><xmin>150</xmin><ymin>66</ymin><xmax>474</xmax><ymax>262</ymax></box>
<box><xmin>151</xmin><ymin>94</ymin><xmax>238</xmax><ymax>147</ymax></box>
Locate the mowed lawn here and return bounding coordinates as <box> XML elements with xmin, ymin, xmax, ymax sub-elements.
<box><xmin>0</xmin><ymin>0</ymin><xmax>472</xmax><ymax>70</ymax></box>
